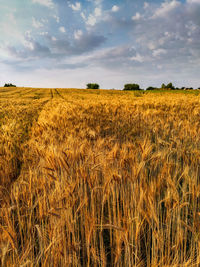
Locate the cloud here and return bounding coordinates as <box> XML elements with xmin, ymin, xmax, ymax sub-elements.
<box><xmin>81</xmin><ymin>2</ymin><xmax>103</xmax><ymax>27</ymax></box>
<box><xmin>73</xmin><ymin>33</ymin><xmax>106</xmax><ymax>53</ymax></box>
<box><xmin>53</xmin><ymin>62</ymin><xmax>87</xmax><ymax>70</ymax></box>
<box><xmin>86</xmin><ymin>14</ymin><xmax>97</xmax><ymax>26</ymax></box>
<box><xmin>94</xmin><ymin>7</ymin><xmax>102</xmax><ymax>17</ymax></box>
<box><xmin>32</xmin><ymin>17</ymin><xmax>44</xmax><ymax>28</ymax></box>
<box><xmin>2</xmin><ymin>0</ymin><xmax>200</xmax><ymax>89</ymax></box>
<box><xmin>127</xmin><ymin>0</ymin><xmax>200</xmax><ymax>72</ymax></box>
<box><xmin>0</xmin><ymin>12</ymin><xmax>25</xmax><ymax>44</ymax></box>
<box><xmin>53</xmin><ymin>15</ymin><xmax>60</xmax><ymax>23</ymax></box>
<box><xmin>152</xmin><ymin>0</ymin><xmax>181</xmax><ymax>18</ymax></box>
<box><xmin>59</xmin><ymin>26</ymin><xmax>66</xmax><ymax>33</ymax></box>
<box><xmin>32</xmin><ymin>0</ymin><xmax>54</xmax><ymax>8</ymax></box>
<box><xmin>144</xmin><ymin>2</ymin><xmax>149</xmax><ymax>9</ymax></box>
<box><xmin>7</xmin><ymin>40</ymin><xmax>51</xmax><ymax>59</ymax></box>
<box><xmin>111</xmin><ymin>5</ymin><xmax>119</xmax><ymax>12</ymax></box>
<box><xmin>187</xmin><ymin>0</ymin><xmax>200</xmax><ymax>4</ymax></box>
<box><xmin>74</xmin><ymin>29</ymin><xmax>83</xmax><ymax>40</ymax></box>
<box><xmin>130</xmin><ymin>53</ymin><xmax>145</xmax><ymax>62</ymax></box>
<box><xmin>69</xmin><ymin>2</ymin><xmax>81</xmax><ymax>11</ymax></box>
<box><xmin>84</xmin><ymin>45</ymin><xmax>139</xmax><ymax>68</ymax></box>
<box><xmin>152</xmin><ymin>48</ymin><xmax>167</xmax><ymax>57</ymax></box>
<box><xmin>81</xmin><ymin>12</ymin><xmax>86</xmax><ymax>20</ymax></box>
<box><xmin>132</xmin><ymin>12</ymin><xmax>142</xmax><ymax>21</ymax></box>
<box><xmin>45</xmin><ymin>32</ymin><xmax>106</xmax><ymax>56</ymax></box>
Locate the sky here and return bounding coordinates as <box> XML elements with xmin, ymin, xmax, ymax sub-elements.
<box><xmin>0</xmin><ymin>0</ymin><xmax>200</xmax><ymax>89</ymax></box>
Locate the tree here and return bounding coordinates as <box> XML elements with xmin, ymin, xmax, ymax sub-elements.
<box><xmin>123</xmin><ymin>83</ymin><xmax>140</xmax><ymax>91</ymax></box>
<box><xmin>161</xmin><ymin>83</ymin><xmax>166</xmax><ymax>89</ymax></box>
<box><xmin>166</xmin><ymin>82</ymin><xmax>175</xmax><ymax>90</ymax></box>
<box><xmin>4</xmin><ymin>83</ymin><xmax>16</xmax><ymax>87</ymax></box>
<box><xmin>161</xmin><ymin>82</ymin><xmax>175</xmax><ymax>90</ymax></box>
<box><xmin>86</xmin><ymin>83</ymin><xmax>100</xmax><ymax>89</ymax></box>
<box><xmin>146</xmin><ymin>86</ymin><xmax>157</xmax><ymax>90</ymax></box>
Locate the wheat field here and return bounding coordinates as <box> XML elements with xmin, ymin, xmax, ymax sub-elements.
<box><xmin>1</xmin><ymin>87</ymin><xmax>200</xmax><ymax>266</ymax></box>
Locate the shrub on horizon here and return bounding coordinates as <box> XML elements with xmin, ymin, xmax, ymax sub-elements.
<box><xmin>86</xmin><ymin>83</ymin><xmax>100</xmax><ymax>89</ymax></box>
<box><xmin>123</xmin><ymin>83</ymin><xmax>140</xmax><ymax>91</ymax></box>
<box><xmin>161</xmin><ymin>83</ymin><xmax>175</xmax><ymax>90</ymax></box>
<box><xmin>4</xmin><ymin>83</ymin><xmax>16</xmax><ymax>87</ymax></box>
<box><xmin>146</xmin><ymin>86</ymin><xmax>157</xmax><ymax>90</ymax></box>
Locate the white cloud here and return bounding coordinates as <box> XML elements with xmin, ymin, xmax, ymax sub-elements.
<box><xmin>81</xmin><ymin>12</ymin><xmax>86</xmax><ymax>20</ymax></box>
<box><xmin>132</xmin><ymin>12</ymin><xmax>142</xmax><ymax>21</ymax></box>
<box><xmin>86</xmin><ymin>14</ymin><xmax>97</xmax><ymax>26</ymax></box>
<box><xmin>74</xmin><ymin>29</ymin><xmax>83</xmax><ymax>40</ymax></box>
<box><xmin>40</xmin><ymin>32</ymin><xmax>49</xmax><ymax>36</ymax></box>
<box><xmin>25</xmin><ymin>31</ymin><xmax>32</xmax><ymax>39</ymax></box>
<box><xmin>111</xmin><ymin>5</ymin><xmax>120</xmax><ymax>12</ymax></box>
<box><xmin>32</xmin><ymin>0</ymin><xmax>54</xmax><ymax>8</ymax></box>
<box><xmin>152</xmin><ymin>49</ymin><xmax>167</xmax><ymax>57</ymax></box>
<box><xmin>147</xmin><ymin>42</ymin><xmax>157</xmax><ymax>50</ymax></box>
<box><xmin>59</xmin><ymin>26</ymin><xmax>66</xmax><ymax>33</ymax></box>
<box><xmin>152</xmin><ymin>0</ymin><xmax>181</xmax><ymax>18</ymax></box>
<box><xmin>94</xmin><ymin>7</ymin><xmax>102</xmax><ymax>17</ymax></box>
<box><xmin>69</xmin><ymin>2</ymin><xmax>81</xmax><ymax>11</ymax></box>
<box><xmin>130</xmin><ymin>53</ymin><xmax>145</xmax><ymax>62</ymax></box>
<box><xmin>32</xmin><ymin>17</ymin><xmax>43</xmax><ymax>28</ymax></box>
<box><xmin>22</xmin><ymin>40</ymin><xmax>34</xmax><ymax>51</ymax></box>
<box><xmin>83</xmin><ymin>5</ymin><xmax>103</xmax><ymax>26</ymax></box>
<box><xmin>53</xmin><ymin>15</ymin><xmax>60</xmax><ymax>23</ymax></box>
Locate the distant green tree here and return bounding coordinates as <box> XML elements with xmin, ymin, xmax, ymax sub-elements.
<box><xmin>146</xmin><ymin>86</ymin><xmax>157</xmax><ymax>90</ymax></box>
<box><xmin>86</xmin><ymin>83</ymin><xmax>100</xmax><ymax>89</ymax></box>
<box><xmin>166</xmin><ymin>82</ymin><xmax>175</xmax><ymax>90</ymax></box>
<box><xmin>4</xmin><ymin>83</ymin><xmax>16</xmax><ymax>87</ymax></box>
<box><xmin>161</xmin><ymin>83</ymin><xmax>175</xmax><ymax>90</ymax></box>
<box><xmin>161</xmin><ymin>83</ymin><xmax>166</xmax><ymax>89</ymax></box>
<box><xmin>123</xmin><ymin>83</ymin><xmax>140</xmax><ymax>91</ymax></box>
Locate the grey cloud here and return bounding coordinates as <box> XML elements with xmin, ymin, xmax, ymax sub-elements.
<box><xmin>129</xmin><ymin>1</ymin><xmax>200</xmax><ymax>68</ymax></box>
<box><xmin>6</xmin><ymin>31</ymin><xmax>106</xmax><ymax>64</ymax></box>
<box><xmin>47</xmin><ymin>62</ymin><xmax>88</xmax><ymax>70</ymax></box>
<box><xmin>83</xmin><ymin>45</ymin><xmax>147</xmax><ymax>71</ymax></box>
<box><xmin>44</xmin><ymin>32</ymin><xmax>106</xmax><ymax>56</ymax></box>
<box><xmin>4</xmin><ymin>31</ymin><xmax>106</xmax><ymax>71</ymax></box>
<box><xmin>8</xmin><ymin>40</ymin><xmax>51</xmax><ymax>59</ymax></box>
<box><xmin>74</xmin><ymin>33</ymin><xmax>106</xmax><ymax>53</ymax></box>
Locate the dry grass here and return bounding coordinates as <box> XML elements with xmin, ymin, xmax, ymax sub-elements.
<box><xmin>1</xmin><ymin>87</ymin><xmax>200</xmax><ymax>266</ymax></box>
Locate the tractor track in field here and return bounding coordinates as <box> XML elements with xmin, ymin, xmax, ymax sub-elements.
<box><xmin>50</xmin><ymin>89</ymin><xmax>54</xmax><ymax>99</ymax></box>
<box><xmin>13</xmin><ymin>88</ymin><xmax>59</xmax><ymax>179</ymax></box>
<box><xmin>0</xmin><ymin>88</ymin><xmax>57</xmax><ymax>203</ymax></box>
<box><xmin>54</xmin><ymin>88</ymin><xmax>65</xmax><ymax>99</ymax></box>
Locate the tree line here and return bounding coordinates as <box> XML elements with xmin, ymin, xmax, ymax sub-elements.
<box><xmin>87</xmin><ymin>82</ymin><xmax>200</xmax><ymax>90</ymax></box>
<box><xmin>2</xmin><ymin>82</ymin><xmax>199</xmax><ymax>90</ymax></box>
